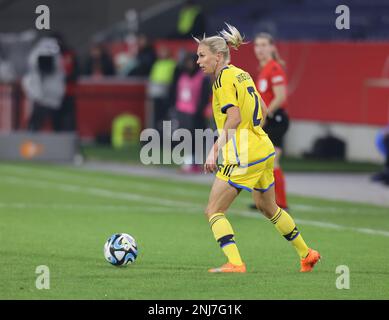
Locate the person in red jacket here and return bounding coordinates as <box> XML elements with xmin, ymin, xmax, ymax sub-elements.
<box><xmin>250</xmin><ymin>32</ymin><xmax>289</xmax><ymax>210</ymax></box>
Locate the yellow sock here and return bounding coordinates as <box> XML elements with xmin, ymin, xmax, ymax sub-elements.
<box><xmin>208</xmin><ymin>213</ymin><xmax>243</xmax><ymax>265</ymax></box>
<box><xmin>270</xmin><ymin>208</ymin><xmax>309</xmax><ymax>258</ymax></box>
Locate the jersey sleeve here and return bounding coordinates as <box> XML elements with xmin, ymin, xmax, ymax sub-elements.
<box><xmin>215</xmin><ymin>70</ymin><xmax>239</xmax><ymax>114</ymax></box>
<box><xmin>270</xmin><ymin>64</ymin><xmax>286</xmax><ymax>86</ymax></box>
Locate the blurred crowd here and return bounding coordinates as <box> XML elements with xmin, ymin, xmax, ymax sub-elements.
<box><xmin>0</xmin><ymin>0</ymin><xmax>209</xmax><ymax>172</ymax></box>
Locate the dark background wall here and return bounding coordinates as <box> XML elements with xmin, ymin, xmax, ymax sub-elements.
<box><xmin>0</xmin><ymin>0</ymin><xmax>239</xmax><ymax>54</ymax></box>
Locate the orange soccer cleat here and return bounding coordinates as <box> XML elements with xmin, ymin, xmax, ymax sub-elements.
<box><xmin>208</xmin><ymin>262</ymin><xmax>246</xmax><ymax>273</ymax></box>
<box><xmin>300</xmin><ymin>248</ymin><xmax>321</xmax><ymax>272</ymax></box>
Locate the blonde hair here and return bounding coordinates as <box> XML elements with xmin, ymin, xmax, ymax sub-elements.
<box><xmin>194</xmin><ymin>23</ymin><xmax>246</xmax><ymax>64</ymax></box>
<box><xmin>255</xmin><ymin>32</ymin><xmax>286</xmax><ymax>68</ymax></box>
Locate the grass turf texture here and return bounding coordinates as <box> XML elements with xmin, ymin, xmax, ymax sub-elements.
<box><xmin>1</xmin><ymin>162</ymin><xmax>389</xmax><ymax>300</ymax></box>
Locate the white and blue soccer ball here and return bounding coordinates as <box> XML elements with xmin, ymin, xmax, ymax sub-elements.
<box><xmin>104</xmin><ymin>233</ymin><xmax>138</xmax><ymax>266</ymax></box>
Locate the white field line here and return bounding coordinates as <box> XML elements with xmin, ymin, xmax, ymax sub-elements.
<box><xmin>0</xmin><ymin>165</ymin><xmax>377</xmax><ymax>215</ymax></box>
<box><xmin>0</xmin><ymin>165</ymin><xmax>209</xmax><ymax>197</ymax></box>
<box><xmin>2</xmin><ymin>175</ymin><xmax>389</xmax><ymax>238</ymax></box>
<box><xmin>2</xmin><ymin>176</ymin><xmax>194</xmax><ymax>209</ymax></box>
<box><xmin>0</xmin><ymin>202</ymin><xmax>173</xmax><ymax>213</ymax></box>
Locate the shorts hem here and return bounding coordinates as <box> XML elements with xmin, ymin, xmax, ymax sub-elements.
<box><xmin>240</xmin><ymin>152</ymin><xmax>276</xmax><ymax>168</ymax></box>
<box><xmin>253</xmin><ymin>181</ymin><xmax>275</xmax><ymax>193</ymax></box>
<box><xmin>228</xmin><ymin>180</ymin><xmax>252</xmax><ymax>192</ymax></box>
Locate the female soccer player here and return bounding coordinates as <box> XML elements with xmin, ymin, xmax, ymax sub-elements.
<box><xmin>195</xmin><ymin>24</ymin><xmax>320</xmax><ymax>273</ymax></box>
<box><xmin>251</xmin><ymin>32</ymin><xmax>289</xmax><ymax>210</ymax></box>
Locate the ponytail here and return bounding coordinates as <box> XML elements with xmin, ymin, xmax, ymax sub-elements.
<box><xmin>219</xmin><ymin>23</ymin><xmax>246</xmax><ymax>50</ymax></box>
<box><xmin>193</xmin><ymin>23</ymin><xmax>247</xmax><ymax>63</ymax></box>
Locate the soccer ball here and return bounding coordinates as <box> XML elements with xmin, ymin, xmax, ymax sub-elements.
<box><xmin>104</xmin><ymin>233</ymin><xmax>138</xmax><ymax>266</ymax></box>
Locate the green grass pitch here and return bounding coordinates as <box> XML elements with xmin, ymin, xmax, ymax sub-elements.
<box><xmin>0</xmin><ymin>162</ymin><xmax>388</xmax><ymax>300</ymax></box>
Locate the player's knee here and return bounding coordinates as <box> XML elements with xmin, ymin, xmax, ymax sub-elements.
<box><xmin>204</xmin><ymin>206</ymin><xmax>213</xmax><ymax>218</ymax></box>
<box><xmin>204</xmin><ymin>205</ymin><xmax>223</xmax><ymax>219</ymax></box>
<box><xmin>261</xmin><ymin>204</ymin><xmax>277</xmax><ymax>219</ymax></box>
<box><xmin>254</xmin><ymin>201</ymin><xmax>263</xmax><ymax>212</ymax></box>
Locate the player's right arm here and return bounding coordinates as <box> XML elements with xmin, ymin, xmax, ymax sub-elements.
<box><xmin>260</xmin><ymin>96</ymin><xmax>268</xmax><ymax>128</ymax></box>
<box><xmin>266</xmin><ymin>64</ymin><xmax>287</xmax><ymax>117</ymax></box>
<box><xmin>267</xmin><ymin>84</ymin><xmax>287</xmax><ymax>116</ymax></box>
<box><xmin>204</xmin><ymin>106</ymin><xmax>241</xmax><ymax>173</ymax></box>
<box><xmin>204</xmin><ymin>70</ymin><xmax>240</xmax><ymax>173</ymax></box>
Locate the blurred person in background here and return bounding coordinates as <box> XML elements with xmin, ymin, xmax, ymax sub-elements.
<box><xmin>372</xmin><ymin>127</ymin><xmax>389</xmax><ymax>186</ymax></box>
<box><xmin>148</xmin><ymin>46</ymin><xmax>176</xmax><ymax>134</ymax></box>
<box><xmin>249</xmin><ymin>32</ymin><xmax>289</xmax><ymax>210</ymax></box>
<box><xmin>0</xmin><ymin>49</ymin><xmax>16</xmax><ymax>83</ymax></box>
<box><xmin>51</xmin><ymin>32</ymin><xmax>80</xmax><ymax>131</ymax></box>
<box><xmin>127</xmin><ymin>34</ymin><xmax>156</xmax><ymax>77</ymax></box>
<box><xmin>84</xmin><ymin>42</ymin><xmax>115</xmax><ymax>78</ymax></box>
<box><xmin>22</xmin><ymin>36</ymin><xmax>65</xmax><ymax>131</ymax></box>
<box><xmin>170</xmin><ymin>52</ymin><xmax>211</xmax><ymax>173</ymax></box>
<box><xmin>0</xmin><ymin>30</ymin><xmax>37</xmax><ymax>81</ymax></box>
<box><xmin>174</xmin><ymin>0</ymin><xmax>206</xmax><ymax>39</ymax></box>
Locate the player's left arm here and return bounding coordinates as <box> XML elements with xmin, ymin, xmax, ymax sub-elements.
<box><xmin>204</xmin><ymin>106</ymin><xmax>241</xmax><ymax>173</ymax></box>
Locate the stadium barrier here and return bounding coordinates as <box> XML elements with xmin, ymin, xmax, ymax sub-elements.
<box><xmin>76</xmin><ymin>78</ymin><xmax>147</xmax><ymax>141</ymax></box>
<box><xmin>11</xmin><ymin>78</ymin><xmax>147</xmax><ymax>142</ymax></box>
<box><xmin>0</xmin><ymin>132</ymin><xmax>77</xmax><ymax>162</ymax></box>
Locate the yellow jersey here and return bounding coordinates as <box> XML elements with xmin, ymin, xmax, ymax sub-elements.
<box><xmin>212</xmin><ymin>64</ymin><xmax>275</xmax><ymax>166</ymax></box>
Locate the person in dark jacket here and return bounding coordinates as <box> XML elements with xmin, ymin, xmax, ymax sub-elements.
<box><xmin>127</xmin><ymin>34</ymin><xmax>156</xmax><ymax>77</ymax></box>
<box><xmin>84</xmin><ymin>43</ymin><xmax>115</xmax><ymax>77</ymax></box>
<box><xmin>51</xmin><ymin>32</ymin><xmax>80</xmax><ymax>131</ymax></box>
<box><xmin>169</xmin><ymin>52</ymin><xmax>211</xmax><ymax>173</ymax></box>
